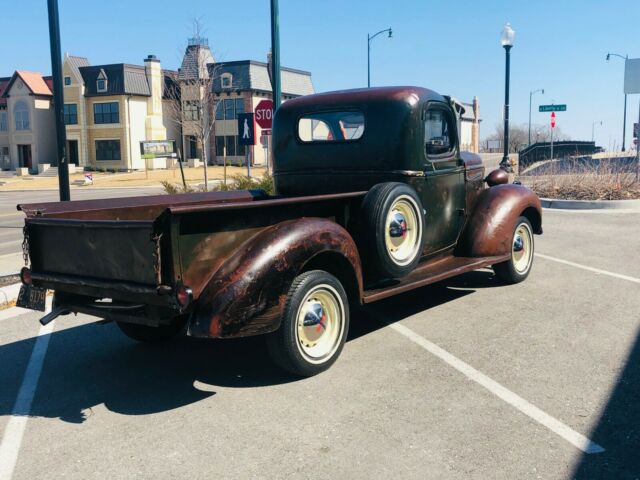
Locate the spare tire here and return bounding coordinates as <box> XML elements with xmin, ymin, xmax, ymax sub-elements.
<box><xmin>360</xmin><ymin>182</ymin><xmax>425</xmax><ymax>279</ymax></box>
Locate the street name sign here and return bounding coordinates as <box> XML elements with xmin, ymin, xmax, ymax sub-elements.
<box><xmin>237</xmin><ymin>113</ymin><xmax>255</xmax><ymax>146</ymax></box>
<box><xmin>539</xmin><ymin>104</ymin><xmax>567</xmax><ymax>112</ymax></box>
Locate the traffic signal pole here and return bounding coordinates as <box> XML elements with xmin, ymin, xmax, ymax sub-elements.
<box><xmin>47</xmin><ymin>0</ymin><xmax>70</xmax><ymax>201</ymax></box>
<box><xmin>270</xmin><ymin>0</ymin><xmax>281</xmax><ymax>110</ymax></box>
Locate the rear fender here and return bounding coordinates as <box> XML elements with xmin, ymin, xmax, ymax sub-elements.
<box><xmin>188</xmin><ymin>218</ymin><xmax>362</xmax><ymax>338</ymax></box>
<box><xmin>456</xmin><ymin>184</ymin><xmax>542</xmax><ymax>258</ymax></box>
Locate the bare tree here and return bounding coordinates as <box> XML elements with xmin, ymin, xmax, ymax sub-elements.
<box><xmin>165</xmin><ymin>19</ymin><xmax>220</xmax><ymax>190</ymax></box>
<box><xmin>483</xmin><ymin>123</ymin><xmax>569</xmax><ymax>153</ymax></box>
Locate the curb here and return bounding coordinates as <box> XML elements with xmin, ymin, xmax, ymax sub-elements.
<box><xmin>540</xmin><ymin>198</ymin><xmax>640</xmax><ymax>210</ymax></box>
<box><xmin>0</xmin><ymin>282</ymin><xmax>21</xmax><ymax>306</ymax></box>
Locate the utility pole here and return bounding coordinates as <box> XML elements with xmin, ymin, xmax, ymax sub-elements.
<box><xmin>47</xmin><ymin>0</ymin><xmax>70</xmax><ymax>201</ymax></box>
<box><xmin>270</xmin><ymin>0</ymin><xmax>281</xmax><ymax>110</ymax></box>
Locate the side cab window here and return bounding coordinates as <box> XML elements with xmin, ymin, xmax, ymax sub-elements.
<box><xmin>423</xmin><ymin>104</ymin><xmax>457</xmax><ymax>159</ymax></box>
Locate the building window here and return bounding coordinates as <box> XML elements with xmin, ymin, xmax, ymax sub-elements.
<box><xmin>235</xmin><ymin>98</ymin><xmax>244</xmax><ymax>118</ymax></box>
<box><xmin>96</xmin><ymin>69</ymin><xmax>108</xmax><ymax>93</ymax></box>
<box><xmin>63</xmin><ymin>104</ymin><xmax>77</xmax><ymax>125</ymax></box>
<box><xmin>221</xmin><ymin>73</ymin><xmax>232</xmax><ymax>89</ymax></box>
<box><xmin>219</xmin><ymin>98</ymin><xmax>245</xmax><ymax>120</ymax></box>
<box><xmin>93</xmin><ymin>102</ymin><xmax>119</xmax><ymax>124</ymax></box>
<box><xmin>0</xmin><ymin>111</ymin><xmax>7</xmax><ymax>132</ymax></box>
<box><xmin>95</xmin><ymin>140</ymin><xmax>121</xmax><ymax>161</ymax></box>
<box><xmin>215</xmin><ymin>101</ymin><xmax>224</xmax><ymax>121</ymax></box>
<box><xmin>14</xmin><ymin>100</ymin><xmax>30</xmax><ymax>131</ymax></box>
<box><xmin>64</xmin><ymin>76</ymin><xmax>71</xmax><ymax>86</ymax></box>
<box><xmin>225</xmin><ymin>135</ymin><xmax>236</xmax><ymax>156</ymax></box>
<box><xmin>183</xmin><ymin>101</ymin><xmax>200</xmax><ymax>121</ymax></box>
<box><xmin>215</xmin><ymin>136</ymin><xmax>225</xmax><ymax>156</ymax></box>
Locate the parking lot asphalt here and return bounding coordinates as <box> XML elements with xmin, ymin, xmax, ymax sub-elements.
<box><xmin>0</xmin><ymin>207</ymin><xmax>639</xmax><ymax>479</ymax></box>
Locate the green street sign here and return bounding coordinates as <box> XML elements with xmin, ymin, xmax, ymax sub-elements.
<box><xmin>539</xmin><ymin>104</ymin><xmax>567</xmax><ymax>112</ymax></box>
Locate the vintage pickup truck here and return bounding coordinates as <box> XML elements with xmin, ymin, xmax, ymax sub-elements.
<box><xmin>17</xmin><ymin>86</ymin><xmax>542</xmax><ymax>376</ymax></box>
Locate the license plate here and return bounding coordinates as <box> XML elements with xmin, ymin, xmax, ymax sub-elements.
<box><xmin>16</xmin><ymin>285</ymin><xmax>47</xmax><ymax>312</ymax></box>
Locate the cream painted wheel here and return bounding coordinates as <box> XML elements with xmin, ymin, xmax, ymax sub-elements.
<box><xmin>512</xmin><ymin>222</ymin><xmax>533</xmax><ymax>275</ymax></box>
<box><xmin>295</xmin><ymin>284</ymin><xmax>345</xmax><ymax>364</ymax></box>
<box><xmin>384</xmin><ymin>196</ymin><xmax>421</xmax><ymax>267</ymax></box>
<box><xmin>360</xmin><ymin>183</ymin><xmax>425</xmax><ymax>279</ymax></box>
<box><xmin>492</xmin><ymin>216</ymin><xmax>535</xmax><ymax>284</ymax></box>
<box><xmin>266</xmin><ymin>270</ymin><xmax>350</xmax><ymax>377</ymax></box>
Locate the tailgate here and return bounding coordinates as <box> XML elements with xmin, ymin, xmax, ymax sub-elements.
<box><xmin>26</xmin><ymin>218</ymin><xmax>158</xmax><ymax>286</ymax></box>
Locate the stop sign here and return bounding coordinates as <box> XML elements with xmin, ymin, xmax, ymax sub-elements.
<box><xmin>255</xmin><ymin>100</ymin><xmax>274</xmax><ymax>129</ymax></box>
<box><xmin>551</xmin><ymin>111</ymin><xmax>556</xmax><ymax>129</ymax></box>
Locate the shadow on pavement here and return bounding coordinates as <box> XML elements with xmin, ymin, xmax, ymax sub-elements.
<box><xmin>0</xmin><ymin>270</ymin><xmax>497</xmax><ymax>424</ymax></box>
<box><xmin>571</xmin><ymin>328</ymin><xmax>640</xmax><ymax>478</ymax></box>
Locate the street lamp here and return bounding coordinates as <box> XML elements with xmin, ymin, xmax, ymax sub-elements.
<box><xmin>500</xmin><ymin>22</ymin><xmax>515</xmax><ymax>172</ymax></box>
<box><xmin>528</xmin><ymin>88</ymin><xmax>544</xmax><ymax>146</ymax></box>
<box><xmin>606</xmin><ymin>52</ymin><xmax>628</xmax><ymax>151</ymax></box>
<box><xmin>367</xmin><ymin>27</ymin><xmax>392</xmax><ymax>88</ymax></box>
<box><xmin>592</xmin><ymin>120</ymin><xmax>603</xmax><ymax>143</ymax></box>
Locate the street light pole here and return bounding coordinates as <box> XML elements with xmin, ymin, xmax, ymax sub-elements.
<box><xmin>528</xmin><ymin>88</ymin><xmax>544</xmax><ymax>146</ymax></box>
<box><xmin>499</xmin><ymin>23</ymin><xmax>515</xmax><ymax>172</ymax></box>
<box><xmin>592</xmin><ymin>120</ymin><xmax>602</xmax><ymax>142</ymax></box>
<box><xmin>367</xmin><ymin>27</ymin><xmax>392</xmax><ymax>88</ymax></box>
<box><xmin>606</xmin><ymin>53</ymin><xmax>628</xmax><ymax>151</ymax></box>
<box><xmin>46</xmin><ymin>0</ymin><xmax>70</xmax><ymax>201</ymax></box>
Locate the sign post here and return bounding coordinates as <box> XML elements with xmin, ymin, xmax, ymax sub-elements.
<box><xmin>550</xmin><ymin>112</ymin><xmax>555</xmax><ymax>160</ymax></box>
<box><xmin>238</xmin><ymin>113</ymin><xmax>255</xmax><ymax>178</ymax></box>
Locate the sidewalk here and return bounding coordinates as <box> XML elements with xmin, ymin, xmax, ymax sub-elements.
<box><xmin>0</xmin><ymin>165</ymin><xmax>267</xmax><ymax>191</ymax></box>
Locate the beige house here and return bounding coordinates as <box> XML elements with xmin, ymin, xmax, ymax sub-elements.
<box><xmin>457</xmin><ymin>96</ymin><xmax>481</xmax><ymax>153</ymax></box>
<box><xmin>62</xmin><ymin>53</ymin><xmax>175</xmax><ymax>170</ymax></box>
<box><xmin>0</xmin><ymin>71</ymin><xmax>57</xmax><ymax>172</ymax></box>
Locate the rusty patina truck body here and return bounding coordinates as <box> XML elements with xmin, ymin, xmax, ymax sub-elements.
<box><xmin>18</xmin><ymin>87</ymin><xmax>542</xmax><ymax>376</ymax></box>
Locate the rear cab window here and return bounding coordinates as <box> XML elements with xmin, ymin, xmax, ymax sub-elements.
<box><xmin>298</xmin><ymin>111</ymin><xmax>365</xmax><ymax>142</ymax></box>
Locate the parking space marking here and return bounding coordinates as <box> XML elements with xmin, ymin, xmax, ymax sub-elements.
<box><xmin>536</xmin><ymin>253</ymin><xmax>640</xmax><ymax>284</ymax></box>
<box><xmin>386</xmin><ymin>322</ymin><xmax>605</xmax><ymax>454</ymax></box>
<box><xmin>0</xmin><ymin>317</ymin><xmax>55</xmax><ymax>480</ymax></box>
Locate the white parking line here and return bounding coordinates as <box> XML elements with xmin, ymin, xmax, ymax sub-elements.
<box><xmin>388</xmin><ymin>322</ymin><xmax>605</xmax><ymax>454</ymax></box>
<box><xmin>536</xmin><ymin>253</ymin><xmax>640</xmax><ymax>284</ymax></box>
<box><xmin>0</xmin><ymin>308</ymin><xmax>54</xmax><ymax>480</ymax></box>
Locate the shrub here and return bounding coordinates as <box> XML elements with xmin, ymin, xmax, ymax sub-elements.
<box><xmin>521</xmin><ymin>160</ymin><xmax>640</xmax><ymax>200</ymax></box>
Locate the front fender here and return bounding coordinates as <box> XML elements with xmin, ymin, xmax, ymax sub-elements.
<box><xmin>457</xmin><ymin>184</ymin><xmax>542</xmax><ymax>258</ymax></box>
<box><xmin>188</xmin><ymin>218</ymin><xmax>362</xmax><ymax>339</ymax></box>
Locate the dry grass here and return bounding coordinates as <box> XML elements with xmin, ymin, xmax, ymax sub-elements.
<box><xmin>161</xmin><ymin>173</ymin><xmax>275</xmax><ymax>196</ymax></box>
<box><xmin>521</xmin><ymin>162</ymin><xmax>640</xmax><ymax>200</ymax></box>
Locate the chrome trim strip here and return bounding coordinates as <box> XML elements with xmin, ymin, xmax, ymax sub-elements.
<box><xmin>392</xmin><ymin>170</ymin><xmax>425</xmax><ymax>177</ymax></box>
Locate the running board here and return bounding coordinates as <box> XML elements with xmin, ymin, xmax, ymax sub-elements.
<box><xmin>362</xmin><ymin>254</ymin><xmax>509</xmax><ymax>303</ymax></box>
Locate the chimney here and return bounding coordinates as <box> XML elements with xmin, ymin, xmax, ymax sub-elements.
<box><xmin>471</xmin><ymin>96</ymin><xmax>480</xmax><ymax>153</ymax></box>
<box><xmin>144</xmin><ymin>55</ymin><xmax>166</xmax><ymax>140</ymax></box>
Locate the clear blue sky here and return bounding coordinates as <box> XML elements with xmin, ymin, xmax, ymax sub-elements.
<box><xmin>2</xmin><ymin>0</ymin><xmax>639</xmax><ymax>149</ymax></box>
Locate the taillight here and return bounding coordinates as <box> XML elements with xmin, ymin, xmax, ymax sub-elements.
<box><xmin>176</xmin><ymin>285</ymin><xmax>192</xmax><ymax>308</ymax></box>
<box><xmin>20</xmin><ymin>267</ymin><xmax>32</xmax><ymax>285</ymax></box>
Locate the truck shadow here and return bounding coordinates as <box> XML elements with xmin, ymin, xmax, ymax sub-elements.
<box><xmin>0</xmin><ymin>270</ymin><xmax>498</xmax><ymax>424</ymax></box>
<box><xmin>570</xmin><ymin>328</ymin><xmax>640</xmax><ymax>478</ymax></box>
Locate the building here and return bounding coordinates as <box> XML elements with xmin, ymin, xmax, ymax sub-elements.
<box><xmin>62</xmin><ymin>53</ymin><xmax>175</xmax><ymax>170</ymax></box>
<box><xmin>0</xmin><ymin>71</ymin><xmax>56</xmax><ymax>171</ymax></box>
<box><xmin>175</xmin><ymin>37</ymin><xmax>314</xmax><ymax>167</ymax></box>
<box><xmin>458</xmin><ymin>96</ymin><xmax>481</xmax><ymax>153</ymax></box>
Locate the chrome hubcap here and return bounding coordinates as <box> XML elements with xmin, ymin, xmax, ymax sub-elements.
<box><xmin>296</xmin><ymin>285</ymin><xmax>345</xmax><ymax>364</ymax></box>
<box><xmin>384</xmin><ymin>196</ymin><xmax>421</xmax><ymax>266</ymax></box>
<box><xmin>512</xmin><ymin>222</ymin><xmax>533</xmax><ymax>274</ymax></box>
